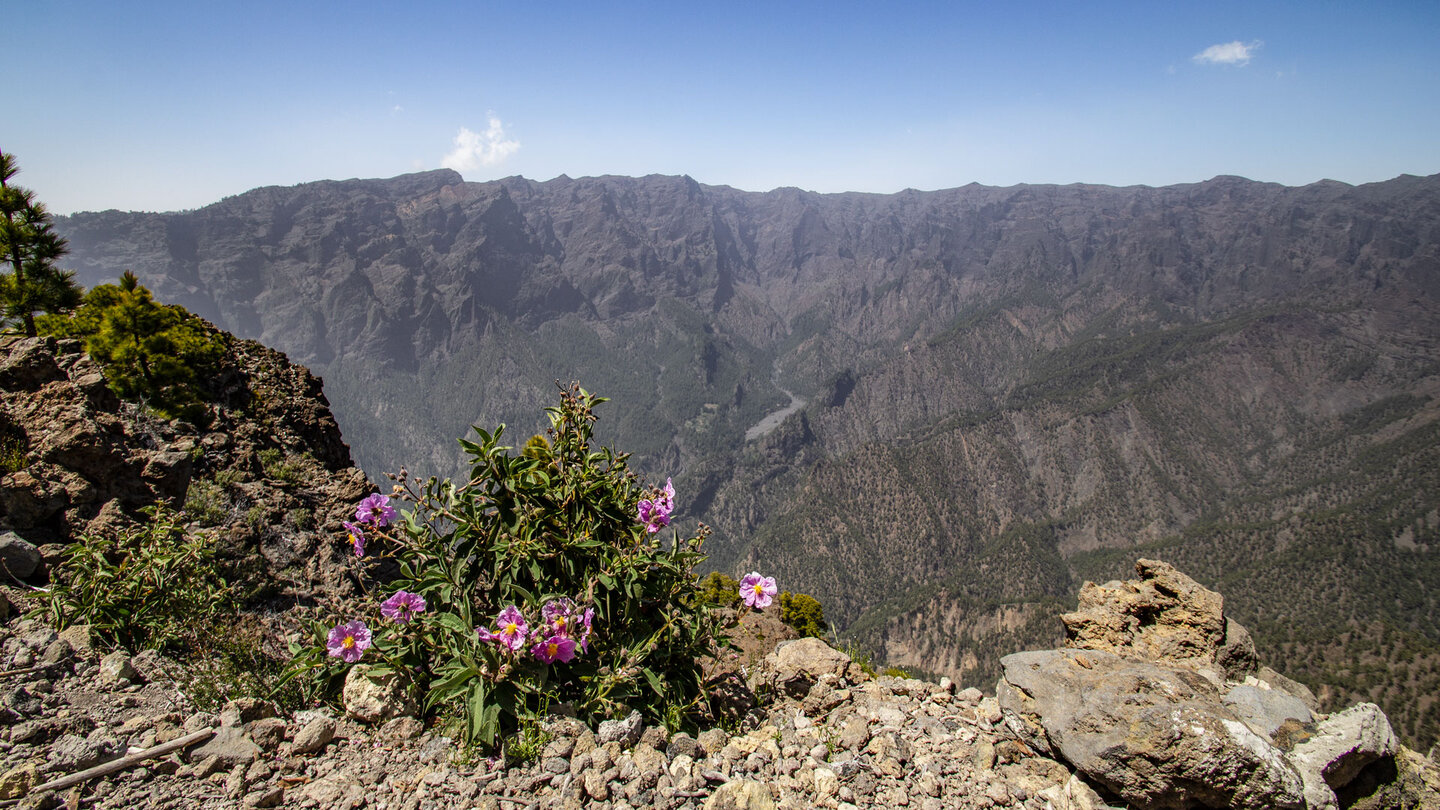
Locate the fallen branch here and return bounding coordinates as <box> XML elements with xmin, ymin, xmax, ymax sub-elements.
<box><xmin>30</xmin><ymin>727</ymin><xmax>215</xmax><ymax>794</ymax></box>
<box><xmin>0</xmin><ymin>664</ymin><xmax>44</xmax><ymax>678</ymax></box>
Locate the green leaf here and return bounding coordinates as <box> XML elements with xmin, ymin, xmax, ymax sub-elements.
<box><xmin>642</xmin><ymin>667</ymin><xmax>665</xmax><ymax>698</ymax></box>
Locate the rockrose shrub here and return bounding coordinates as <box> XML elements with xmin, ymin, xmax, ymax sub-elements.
<box><xmin>286</xmin><ymin>384</ymin><xmax>730</xmax><ymax>747</ymax></box>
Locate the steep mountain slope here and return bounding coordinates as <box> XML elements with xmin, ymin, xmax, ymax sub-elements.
<box><xmin>55</xmin><ymin>170</ymin><xmax>1440</xmax><ymax>746</ymax></box>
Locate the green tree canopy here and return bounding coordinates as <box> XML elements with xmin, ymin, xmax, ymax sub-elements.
<box><xmin>0</xmin><ymin>150</ymin><xmax>82</xmax><ymax>336</ymax></box>
<box><xmin>40</xmin><ymin>271</ymin><xmax>228</xmax><ymax>422</ymax></box>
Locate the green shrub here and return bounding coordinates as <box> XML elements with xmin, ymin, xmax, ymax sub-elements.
<box><xmin>41</xmin><ymin>505</ymin><xmax>234</xmax><ymax>651</ymax></box>
<box><xmin>698</xmin><ymin>572</ymin><xmax>742</xmax><ymax>608</ymax></box>
<box><xmin>183</xmin><ymin>478</ymin><xmax>233</xmax><ymax>526</ymax></box>
<box><xmin>257</xmin><ymin>448</ymin><xmax>310</xmax><ymax>485</ymax></box>
<box><xmin>779</xmin><ymin>591</ymin><xmax>828</xmax><ymax>638</ymax></box>
<box><xmin>0</xmin><ymin>435</ymin><xmax>25</xmax><ymax>475</ymax></box>
<box><xmin>286</xmin><ymin>384</ymin><xmax>729</xmax><ymax>748</ymax></box>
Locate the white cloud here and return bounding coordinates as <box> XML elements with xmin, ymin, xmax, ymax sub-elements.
<box><xmin>1193</xmin><ymin>40</ymin><xmax>1262</xmax><ymax>66</ymax></box>
<box><xmin>441</xmin><ymin>115</ymin><xmax>520</xmax><ymax>171</ymax></box>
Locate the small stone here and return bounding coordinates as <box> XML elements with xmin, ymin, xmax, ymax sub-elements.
<box><xmin>243</xmin><ymin>786</ymin><xmax>285</xmax><ymax>808</ymax></box>
<box><xmin>247</xmin><ymin>717</ymin><xmax>287</xmax><ymax>751</ymax></box>
<box><xmin>190</xmin><ymin>725</ymin><xmax>260</xmax><ymax>768</ymax></box>
<box><xmin>291</xmin><ymin>717</ymin><xmax>336</xmax><ymax>754</ymax></box>
<box><xmin>183</xmin><ymin>713</ymin><xmax>218</xmax><ymax>734</ymax></box>
<box><xmin>584</xmin><ymin>769</ymin><xmax>610</xmax><ymax>800</ymax></box>
<box><xmin>0</xmin><ymin>531</ymin><xmax>41</xmax><ymax>579</ymax></box>
<box><xmin>640</xmin><ymin>725</ymin><xmax>668</xmax><ymax>750</ymax></box>
<box><xmin>704</xmin><ymin>779</ymin><xmax>777</xmax><ymax>810</ymax></box>
<box><xmin>813</xmin><ymin>767</ymin><xmax>839</xmax><ymax>798</ymax></box>
<box><xmin>597</xmin><ymin>710</ymin><xmax>645</xmax><ymax>748</ymax></box>
<box><xmin>39</xmin><ymin>639</ymin><xmax>73</xmax><ymax>668</ymax></box>
<box><xmin>98</xmin><ymin>651</ymin><xmax>140</xmax><ymax>686</ymax></box>
<box><xmin>0</xmin><ymin>763</ymin><xmax>38</xmax><ymax>800</ymax></box>
<box><xmin>379</xmin><ymin>715</ymin><xmax>425</xmax><ymax>741</ymax></box>
<box><xmin>342</xmin><ymin>664</ymin><xmax>417</xmax><ymax>724</ymax></box>
<box><xmin>666</xmin><ymin>731</ymin><xmax>705</xmax><ymax>760</ymax></box>
<box><xmin>974</xmin><ymin>740</ymin><xmax>997</xmax><ymax>771</ymax></box>
<box><xmin>837</xmin><ymin>716</ymin><xmax>870</xmax><ymax>751</ymax></box>
<box><xmin>57</xmin><ymin>624</ymin><xmax>93</xmax><ymax>653</ymax></box>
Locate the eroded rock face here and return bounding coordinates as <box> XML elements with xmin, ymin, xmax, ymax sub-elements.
<box><xmin>0</xmin><ymin>333</ymin><xmax>373</xmax><ymax>602</ymax></box>
<box><xmin>998</xmin><ymin>648</ymin><xmax>1306</xmax><ymax>809</ymax></box>
<box><xmin>1061</xmin><ymin>558</ymin><xmax>1250</xmax><ymax>678</ymax></box>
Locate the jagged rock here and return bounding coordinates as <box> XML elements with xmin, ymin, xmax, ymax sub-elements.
<box><xmin>219</xmin><ymin>697</ymin><xmax>276</xmax><ymax>728</ymax></box>
<box><xmin>1288</xmin><ymin>703</ymin><xmax>1398</xmax><ymax>809</ymax></box>
<box><xmin>0</xmin><ymin>532</ymin><xmax>41</xmax><ymax>579</ymax></box>
<box><xmin>342</xmin><ymin>663</ymin><xmax>417</xmax><ymax>723</ymax></box>
<box><xmin>247</xmin><ymin>717</ymin><xmax>288</xmax><ymax>751</ymax></box>
<box><xmin>749</xmin><ymin>637</ymin><xmax>863</xmax><ymax>698</ymax></box>
<box><xmin>597</xmin><ymin>709</ymin><xmax>644</xmax><ymax>747</ymax></box>
<box><xmin>1062</xmin><ymin>559</ymin><xmax>1231</xmax><ymax>675</ymax></box>
<box><xmin>1257</xmin><ymin>666</ymin><xmax>1322</xmax><ymax>713</ymax></box>
<box><xmin>0</xmin><ymin>763</ymin><xmax>37</xmax><ymax>800</ymax></box>
<box><xmin>1216</xmin><ymin>616</ymin><xmax>1260</xmax><ymax>679</ymax></box>
<box><xmin>46</xmin><ymin>730</ymin><xmax>122</xmax><ymax>773</ymax></box>
<box><xmin>1037</xmin><ymin>773</ymin><xmax>1125</xmax><ymax>810</ymax></box>
<box><xmin>997</xmin><ymin>648</ymin><xmax>1306</xmax><ymax>809</ymax></box>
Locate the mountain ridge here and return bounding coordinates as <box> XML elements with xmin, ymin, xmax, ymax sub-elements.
<box><xmin>52</xmin><ymin>168</ymin><xmax>1440</xmax><ymax>747</ymax></box>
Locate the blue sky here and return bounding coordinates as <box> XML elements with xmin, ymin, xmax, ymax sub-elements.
<box><xmin>6</xmin><ymin>1</ymin><xmax>1438</xmax><ymax>213</ymax></box>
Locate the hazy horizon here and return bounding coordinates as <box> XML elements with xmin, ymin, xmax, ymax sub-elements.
<box><xmin>7</xmin><ymin>1</ymin><xmax>1439</xmax><ymax>215</ymax></box>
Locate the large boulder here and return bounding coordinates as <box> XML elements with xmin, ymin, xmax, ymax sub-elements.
<box><xmin>747</xmin><ymin>637</ymin><xmax>865</xmax><ymax>699</ymax></box>
<box><xmin>997</xmin><ymin>648</ymin><xmax>1306</xmax><ymax>809</ymax></box>
<box><xmin>1062</xmin><ymin>559</ymin><xmax>1255</xmax><ymax>678</ymax></box>
<box><xmin>1288</xmin><ymin>703</ymin><xmax>1398</xmax><ymax>810</ymax></box>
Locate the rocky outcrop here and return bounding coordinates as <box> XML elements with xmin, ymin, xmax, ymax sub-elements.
<box><xmin>998</xmin><ymin>560</ymin><xmax>1438</xmax><ymax>809</ymax></box>
<box><xmin>0</xmin><ymin>333</ymin><xmax>370</xmax><ymax>602</ymax></box>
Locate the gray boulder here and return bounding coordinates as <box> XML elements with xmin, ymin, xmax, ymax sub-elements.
<box><xmin>0</xmin><ymin>532</ymin><xmax>41</xmax><ymax>580</ymax></box>
<box><xmin>997</xmin><ymin>648</ymin><xmax>1305</xmax><ymax>809</ymax></box>
<box><xmin>1223</xmin><ymin>683</ymin><xmax>1314</xmax><ymax>743</ymax></box>
<box><xmin>1287</xmin><ymin>703</ymin><xmax>1397</xmax><ymax>810</ymax></box>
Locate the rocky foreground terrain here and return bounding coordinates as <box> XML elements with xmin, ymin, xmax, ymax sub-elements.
<box><xmin>1</xmin><ymin>325</ymin><xmax>1438</xmax><ymax>808</ymax></box>
<box><xmin>0</xmin><ymin>561</ymin><xmax>1437</xmax><ymax>809</ymax></box>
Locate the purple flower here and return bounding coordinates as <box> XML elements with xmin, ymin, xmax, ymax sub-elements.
<box><xmin>480</xmin><ymin>605</ymin><xmax>529</xmax><ymax>652</ymax></box>
<box><xmin>739</xmin><ymin>571</ymin><xmax>777</xmax><ymax>610</ymax></box>
<box><xmin>380</xmin><ymin>590</ymin><xmax>427</xmax><ymax>624</ymax></box>
<box><xmin>343</xmin><ymin>521</ymin><xmax>366</xmax><ymax>557</ymax></box>
<box><xmin>541</xmin><ymin>598</ymin><xmax>576</xmax><ymax>635</ymax></box>
<box><xmin>637</xmin><ymin>478</ymin><xmax>676</xmax><ymax>533</ymax></box>
<box><xmin>576</xmin><ymin>606</ymin><xmax>595</xmax><ymax>652</ymax></box>
<box><xmin>532</xmin><ymin>634</ymin><xmax>578</xmax><ymax>664</ymax></box>
<box><xmin>326</xmin><ymin>620</ymin><xmax>372</xmax><ymax>663</ymax></box>
<box><xmin>355</xmin><ymin>493</ymin><xmax>396</xmax><ymax>527</ymax></box>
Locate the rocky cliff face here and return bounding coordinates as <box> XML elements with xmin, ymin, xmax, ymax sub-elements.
<box><xmin>0</xmin><ymin>333</ymin><xmax>371</xmax><ymax>605</ymax></box>
<box><xmin>53</xmin><ymin>171</ymin><xmax>1440</xmax><ymax>748</ymax></box>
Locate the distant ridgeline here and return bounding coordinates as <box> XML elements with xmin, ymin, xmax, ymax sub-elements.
<box><xmin>55</xmin><ymin>170</ymin><xmax>1440</xmax><ymax>749</ymax></box>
